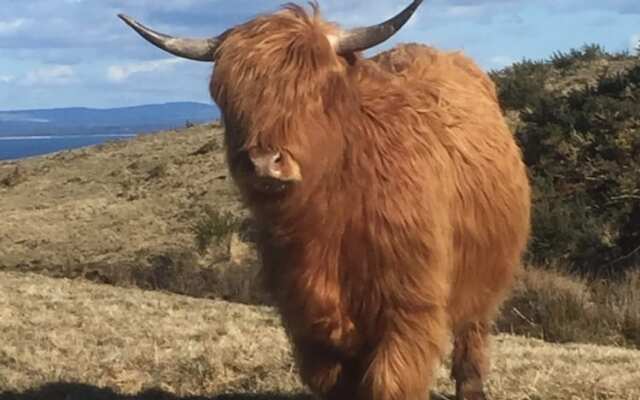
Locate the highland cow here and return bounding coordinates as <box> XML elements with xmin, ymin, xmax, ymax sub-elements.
<box><xmin>119</xmin><ymin>1</ymin><xmax>531</xmax><ymax>399</ymax></box>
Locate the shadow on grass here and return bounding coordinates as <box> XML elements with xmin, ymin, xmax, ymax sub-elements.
<box><xmin>0</xmin><ymin>382</ymin><xmax>315</xmax><ymax>400</ymax></box>
<box><xmin>0</xmin><ymin>382</ymin><xmax>456</xmax><ymax>400</ymax></box>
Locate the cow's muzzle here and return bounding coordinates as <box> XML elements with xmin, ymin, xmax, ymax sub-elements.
<box><xmin>246</xmin><ymin>148</ymin><xmax>302</xmax><ymax>193</ymax></box>
<box><xmin>249</xmin><ymin>148</ymin><xmax>284</xmax><ymax>180</ymax></box>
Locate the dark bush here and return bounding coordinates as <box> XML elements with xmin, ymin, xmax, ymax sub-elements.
<box><xmin>549</xmin><ymin>43</ymin><xmax>608</xmax><ymax>70</ymax></box>
<box><xmin>492</xmin><ymin>48</ymin><xmax>640</xmax><ymax>277</ymax></box>
<box><xmin>489</xmin><ymin>58</ymin><xmax>551</xmax><ymax>111</ymax></box>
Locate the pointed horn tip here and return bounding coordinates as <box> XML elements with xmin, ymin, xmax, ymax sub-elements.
<box><xmin>116</xmin><ymin>12</ymin><xmax>218</xmax><ymax>62</ymax></box>
<box><xmin>118</xmin><ymin>14</ymin><xmax>147</xmax><ymax>32</ymax></box>
<box><xmin>118</xmin><ymin>14</ymin><xmax>139</xmax><ymax>27</ymax></box>
<box><xmin>334</xmin><ymin>0</ymin><xmax>425</xmax><ymax>55</ymax></box>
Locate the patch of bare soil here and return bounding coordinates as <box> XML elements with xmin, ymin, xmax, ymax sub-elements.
<box><xmin>1</xmin><ymin>271</ymin><xmax>638</xmax><ymax>400</ymax></box>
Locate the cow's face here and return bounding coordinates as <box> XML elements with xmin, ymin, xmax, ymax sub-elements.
<box><xmin>221</xmin><ymin>118</ymin><xmax>302</xmax><ymax>193</ymax></box>
<box><xmin>216</xmin><ymin>94</ymin><xmax>334</xmax><ymax>198</ymax></box>
<box><xmin>209</xmin><ymin>9</ymin><xmax>342</xmax><ymax>197</ymax></box>
<box><xmin>221</xmin><ymin>112</ymin><xmax>303</xmax><ymax>195</ymax></box>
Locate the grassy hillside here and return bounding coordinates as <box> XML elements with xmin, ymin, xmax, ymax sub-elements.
<box><xmin>1</xmin><ymin>44</ymin><xmax>639</xmax><ymax>399</ymax></box>
<box><xmin>2</xmin><ymin>119</ymin><xmax>638</xmax><ymax>350</ymax></box>
<box><xmin>1</xmin><ymin>271</ymin><xmax>638</xmax><ymax>400</ymax></box>
<box><xmin>0</xmin><ymin>123</ymin><xmax>263</xmax><ymax>303</ymax></box>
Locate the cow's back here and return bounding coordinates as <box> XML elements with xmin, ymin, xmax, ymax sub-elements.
<box><xmin>371</xmin><ymin>43</ymin><xmax>532</xmax><ymax>327</ymax></box>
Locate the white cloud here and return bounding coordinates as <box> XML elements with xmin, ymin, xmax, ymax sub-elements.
<box><xmin>0</xmin><ymin>75</ymin><xmax>15</xmax><ymax>83</ymax></box>
<box><xmin>0</xmin><ymin>18</ymin><xmax>27</xmax><ymax>35</ymax></box>
<box><xmin>107</xmin><ymin>58</ymin><xmax>186</xmax><ymax>82</ymax></box>
<box><xmin>23</xmin><ymin>65</ymin><xmax>75</xmax><ymax>86</ymax></box>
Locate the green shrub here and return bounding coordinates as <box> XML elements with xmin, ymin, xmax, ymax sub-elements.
<box><xmin>489</xmin><ymin>58</ymin><xmax>551</xmax><ymax>110</ymax></box>
<box><xmin>491</xmin><ymin>46</ymin><xmax>640</xmax><ymax>276</ymax></box>
<box><xmin>520</xmin><ymin>64</ymin><xmax>640</xmax><ymax>275</ymax></box>
<box><xmin>192</xmin><ymin>206</ymin><xmax>241</xmax><ymax>252</ymax></box>
<box><xmin>549</xmin><ymin>43</ymin><xmax>607</xmax><ymax>70</ymax></box>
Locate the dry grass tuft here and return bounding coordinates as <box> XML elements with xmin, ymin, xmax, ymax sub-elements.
<box><xmin>1</xmin><ymin>271</ymin><xmax>638</xmax><ymax>400</ymax></box>
<box><xmin>593</xmin><ymin>269</ymin><xmax>640</xmax><ymax>346</ymax></box>
<box><xmin>499</xmin><ymin>266</ymin><xmax>640</xmax><ymax>348</ymax></box>
<box><xmin>0</xmin><ymin>165</ymin><xmax>24</xmax><ymax>188</ymax></box>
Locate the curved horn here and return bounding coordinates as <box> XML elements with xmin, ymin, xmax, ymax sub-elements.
<box><xmin>334</xmin><ymin>0</ymin><xmax>424</xmax><ymax>55</ymax></box>
<box><xmin>118</xmin><ymin>14</ymin><xmax>219</xmax><ymax>62</ymax></box>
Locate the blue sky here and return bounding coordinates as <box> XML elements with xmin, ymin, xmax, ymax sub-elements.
<box><xmin>0</xmin><ymin>0</ymin><xmax>638</xmax><ymax>111</ymax></box>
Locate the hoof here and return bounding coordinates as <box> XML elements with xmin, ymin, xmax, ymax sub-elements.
<box><xmin>455</xmin><ymin>382</ymin><xmax>488</xmax><ymax>400</ymax></box>
<box><xmin>457</xmin><ymin>391</ymin><xmax>487</xmax><ymax>400</ymax></box>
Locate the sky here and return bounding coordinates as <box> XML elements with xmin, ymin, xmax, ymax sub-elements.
<box><xmin>0</xmin><ymin>0</ymin><xmax>639</xmax><ymax>111</ymax></box>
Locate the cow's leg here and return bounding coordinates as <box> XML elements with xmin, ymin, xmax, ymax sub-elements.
<box><xmin>451</xmin><ymin>321</ymin><xmax>490</xmax><ymax>400</ymax></box>
<box><xmin>291</xmin><ymin>338</ymin><xmax>344</xmax><ymax>398</ymax></box>
<box><xmin>358</xmin><ymin>308</ymin><xmax>448</xmax><ymax>400</ymax></box>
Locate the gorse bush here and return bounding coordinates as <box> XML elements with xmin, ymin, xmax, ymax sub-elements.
<box><xmin>192</xmin><ymin>206</ymin><xmax>241</xmax><ymax>253</ymax></box>
<box><xmin>490</xmin><ymin>45</ymin><xmax>640</xmax><ymax>277</ymax></box>
<box><xmin>549</xmin><ymin>43</ymin><xmax>608</xmax><ymax>70</ymax></box>
<box><xmin>521</xmin><ymin>65</ymin><xmax>640</xmax><ymax>275</ymax></box>
<box><xmin>489</xmin><ymin>59</ymin><xmax>551</xmax><ymax>111</ymax></box>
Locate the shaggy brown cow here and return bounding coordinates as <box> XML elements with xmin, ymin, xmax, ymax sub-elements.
<box><xmin>119</xmin><ymin>1</ymin><xmax>531</xmax><ymax>399</ymax></box>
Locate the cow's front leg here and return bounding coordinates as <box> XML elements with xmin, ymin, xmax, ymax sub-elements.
<box><xmin>358</xmin><ymin>306</ymin><xmax>448</xmax><ymax>400</ymax></box>
<box><xmin>279</xmin><ymin>283</ymin><xmax>360</xmax><ymax>398</ymax></box>
<box><xmin>291</xmin><ymin>337</ymin><xmax>345</xmax><ymax>397</ymax></box>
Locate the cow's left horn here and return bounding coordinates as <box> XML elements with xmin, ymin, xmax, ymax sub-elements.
<box><xmin>118</xmin><ymin>14</ymin><xmax>219</xmax><ymax>62</ymax></box>
<box><xmin>333</xmin><ymin>0</ymin><xmax>423</xmax><ymax>55</ymax></box>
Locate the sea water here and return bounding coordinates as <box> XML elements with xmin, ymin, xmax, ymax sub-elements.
<box><xmin>0</xmin><ymin>134</ymin><xmax>136</xmax><ymax>161</ymax></box>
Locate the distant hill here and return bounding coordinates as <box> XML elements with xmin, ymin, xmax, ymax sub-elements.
<box><xmin>0</xmin><ymin>101</ymin><xmax>220</xmax><ymax>136</ymax></box>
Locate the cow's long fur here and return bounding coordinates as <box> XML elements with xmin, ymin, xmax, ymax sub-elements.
<box><xmin>210</xmin><ymin>4</ymin><xmax>531</xmax><ymax>400</ymax></box>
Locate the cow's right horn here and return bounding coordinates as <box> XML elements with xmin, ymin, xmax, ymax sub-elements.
<box><xmin>118</xmin><ymin>14</ymin><xmax>219</xmax><ymax>62</ymax></box>
<box><xmin>333</xmin><ymin>0</ymin><xmax>423</xmax><ymax>55</ymax></box>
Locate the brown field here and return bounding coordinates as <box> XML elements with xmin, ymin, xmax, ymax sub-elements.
<box><xmin>1</xmin><ymin>271</ymin><xmax>639</xmax><ymax>400</ymax></box>
<box><xmin>1</xmin><ymin>124</ymin><xmax>639</xmax><ymax>399</ymax></box>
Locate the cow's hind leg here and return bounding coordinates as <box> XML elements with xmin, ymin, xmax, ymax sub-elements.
<box><xmin>451</xmin><ymin>321</ymin><xmax>490</xmax><ymax>400</ymax></box>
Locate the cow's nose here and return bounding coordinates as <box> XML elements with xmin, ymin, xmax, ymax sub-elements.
<box><xmin>248</xmin><ymin>148</ymin><xmax>282</xmax><ymax>179</ymax></box>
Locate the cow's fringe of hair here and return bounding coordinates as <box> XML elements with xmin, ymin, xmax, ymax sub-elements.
<box><xmin>210</xmin><ymin>4</ymin><xmax>531</xmax><ymax>399</ymax></box>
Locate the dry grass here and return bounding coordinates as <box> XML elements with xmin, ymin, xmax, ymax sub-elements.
<box><xmin>1</xmin><ymin>271</ymin><xmax>639</xmax><ymax>400</ymax></box>
<box><xmin>592</xmin><ymin>270</ymin><xmax>640</xmax><ymax>346</ymax></box>
<box><xmin>2</xmin><ymin>122</ymin><xmax>640</xmax><ymax>399</ymax></box>
<box><xmin>0</xmin><ymin>124</ymin><xmax>244</xmax><ymax>285</ymax></box>
<box><xmin>2</xmin><ymin>122</ymin><xmax>638</xmax><ymax>352</ymax></box>
<box><xmin>0</xmin><ymin>271</ymin><xmax>298</xmax><ymax>398</ymax></box>
<box><xmin>499</xmin><ymin>267</ymin><xmax>640</xmax><ymax>348</ymax></box>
